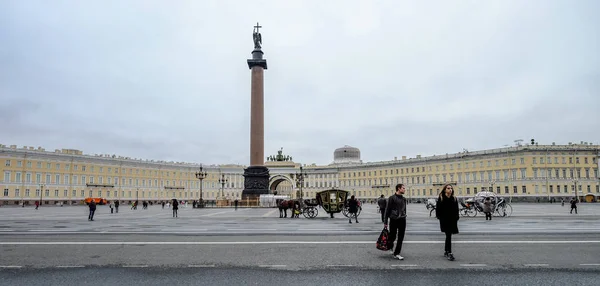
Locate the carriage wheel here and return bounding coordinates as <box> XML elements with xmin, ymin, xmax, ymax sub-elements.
<box><xmin>342</xmin><ymin>207</ymin><xmax>349</xmax><ymax>218</ymax></box>
<box><xmin>462</xmin><ymin>208</ymin><xmax>477</xmax><ymax>217</ymax></box>
<box><xmin>303</xmin><ymin>207</ymin><xmax>318</xmax><ymax>219</ymax></box>
<box><xmin>356</xmin><ymin>207</ymin><xmax>362</xmax><ymax>217</ymax></box>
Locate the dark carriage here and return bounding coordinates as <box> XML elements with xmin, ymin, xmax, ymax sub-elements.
<box><xmin>301</xmin><ymin>189</ymin><xmax>358</xmax><ymax>219</ymax></box>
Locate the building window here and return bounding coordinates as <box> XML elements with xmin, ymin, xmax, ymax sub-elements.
<box><xmin>557</xmin><ymin>185</ymin><xmax>561</xmax><ymax>193</ymax></box>
<box><xmin>72</xmin><ymin>190</ymin><xmax>76</xmax><ymax>197</ymax></box>
<box><xmin>3</xmin><ymin>189</ymin><xmax>8</xmax><ymax>196</ymax></box>
<box><xmin>5</xmin><ymin>160</ymin><xmax>11</xmax><ymax>167</ymax></box>
<box><xmin>16</xmin><ymin>172</ymin><xmax>22</xmax><ymax>183</ymax></box>
<box><xmin>36</xmin><ymin>189</ymin><xmax>40</xmax><ymax>196</ymax></box>
<box><xmin>15</xmin><ymin>189</ymin><xmax>19</xmax><ymax>197</ymax></box>
<box><xmin>504</xmin><ymin>186</ymin><xmax>509</xmax><ymax>194</ymax></box>
<box><xmin>26</xmin><ymin>173</ymin><xmax>31</xmax><ymax>183</ymax></box>
<box><xmin>533</xmin><ymin>158</ymin><xmax>537</xmax><ymax>164</ymax></box>
<box><xmin>37</xmin><ymin>162</ymin><xmax>41</xmax><ymax>168</ymax></box>
<box><xmin>81</xmin><ymin>190</ymin><xmax>85</xmax><ymax>197</ymax></box>
<box><xmin>550</xmin><ymin>185</ymin><xmax>553</xmax><ymax>193</ymax></box>
<box><xmin>25</xmin><ymin>189</ymin><xmax>30</xmax><ymax>197</ymax></box>
<box><xmin>3</xmin><ymin>171</ymin><xmax>10</xmax><ymax>183</ymax></box>
<box><xmin>520</xmin><ymin>158</ymin><xmax>525</xmax><ymax>164</ymax></box>
<box><xmin>17</xmin><ymin>161</ymin><xmax>22</xmax><ymax>167</ymax></box>
<box><xmin>64</xmin><ymin>190</ymin><xmax>68</xmax><ymax>197</ymax></box>
<box><xmin>513</xmin><ymin>186</ymin><xmax>518</xmax><ymax>194</ymax></box>
<box><xmin>522</xmin><ymin>186</ymin><xmax>527</xmax><ymax>194</ymax></box>
<box><xmin>54</xmin><ymin>190</ymin><xmax>58</xmax><ymax>197</ymax></box>
<box><xmin>55</xmin><ymin>174</ymin><xmax>60</xmax><ymax>184</ymax></box>
<box><xmin>45</xmin><ymin>190</ymin><xmax>49</xmax><ymax>196</ymax></box>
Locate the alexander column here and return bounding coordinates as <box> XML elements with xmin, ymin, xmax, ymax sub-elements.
<box><xmin>242</xmin><ymin>22</ymin><xmax>270</xmax><ymax>201</ymax></box>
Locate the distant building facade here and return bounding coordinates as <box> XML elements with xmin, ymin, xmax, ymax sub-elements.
<box><xmin>1</xmin><ymin>142</ymin><xmax>599</xmax><ymax>205</ymax></box>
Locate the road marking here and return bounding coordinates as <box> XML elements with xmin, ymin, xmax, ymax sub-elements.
<box><xmin>391</xmin><ymin>264</ymin><xmax>419</xmax><ymax>267</ymax></box>
<box><xmin>188</xmin><ymin>265</ymin><xmax>215</xmax><ymax>268</ymax></box>
<box><xmin>461</xmin><ymin>264</ymin><xmax>487</xmax><ymax>267</ymax></box>
<box><xmin>0</xmin><ymin>265</ymin><xmax>22</xmax><ymax>268</ymax></box>
<box><xmin>56</xmin><ymin>265</ymin><xmax>85</xmax><ymax>268</ymax></box>
<box><xmin>326</xmin><ymin>265</ymin><xmax>354</xmax><ymax>267</ymax></box>
<box><xmin>0</xmin><ymin>230</ymin><xmax>14</xmax><ymax>232</ymax></box>
<box><xmin>524</xmin><ymin>264</ymin><xmax>549</xmax><ymax>267</ymax></box>
<box><xmin>580</xmin><ymin>264</ymin><xmax>600</xmax><ymax>266</ymax></box>
<box><xmin>1</xmin><ymin>240</ymin><xmax>600</xmax><ymax>245</ymax></box>
<box><xmin>262</xmin><ymin>209</ymin><xmax>278</xmax><ymax>217</ymax></box>
<box><xmin>199</xmin><ymin>209</ymin><xmax>250</xmax><ymax>217</ymax></box>
<box><xmin>227</xmin><ymin>229</ymin><xmax>277</xmax><ymax>231</ymax></box>
<box><xmin>259</xmin><ymin>265</ymin><xmax>287</xmax><ymax>268</ymax></box>
<box><xmin>122</xmin><ymin>265</ymin><xmax>149</xmax><ymax>268</ymax></box>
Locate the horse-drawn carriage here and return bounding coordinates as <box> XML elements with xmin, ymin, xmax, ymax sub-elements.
<box><xmin>277</xmin><ymin>189</ymin><xmax>361</xmax><ymax>219</ymax></box>
<box><xmin>460</xmin><ymin>191</ymin><xmax>513</xmax><ymax>217</ymax></box>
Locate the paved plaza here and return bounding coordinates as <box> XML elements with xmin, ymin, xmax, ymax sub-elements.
<box><xmin>0</xmin><ymin>202</ymin><xmax>599</xmax><ymax>235</ymax></box>
<box><xmin>1</xmin><ymin>203</ymin><xmax>599</xmax><ymax>285</ymax></box>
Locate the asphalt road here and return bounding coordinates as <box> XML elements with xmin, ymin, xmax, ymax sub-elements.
<box><xmin>1</xmin><ymin>203</ymin><xmax>599</xmax><ymax>285</ymax></box>
<box><xmin>1</xmin><ymin>268</ymin><xmax>599</xmax><ymax>286</ymax></box>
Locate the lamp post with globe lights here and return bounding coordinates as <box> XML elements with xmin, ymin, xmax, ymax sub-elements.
<box><xmin>195</xmin><ymin>165</ymin><xmax>208</xmax><ymax>208</ymax></box>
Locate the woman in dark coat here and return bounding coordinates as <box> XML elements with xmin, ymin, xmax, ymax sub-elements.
<box><xmin>435</xmin><ymin>184</ymin><xmax>459</xmax><ymax>261</ymax></box>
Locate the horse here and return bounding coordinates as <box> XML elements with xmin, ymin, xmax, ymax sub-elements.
<box><xmin>277</xmin><ymin>199</ymin><xmax>299</xmax><ymax>218</ymax></box>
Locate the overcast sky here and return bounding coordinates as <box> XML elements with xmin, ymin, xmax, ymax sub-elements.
<box><xmin>1</xmin><ymin>0</ymin><xmax>599</xmax><ymax>166</ymax></box>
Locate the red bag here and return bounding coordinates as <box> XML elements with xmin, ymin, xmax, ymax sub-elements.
<box><xmin>376</xmin><ymin>227</ymin><xmax>389</xmax><ymax>251</ymax></box>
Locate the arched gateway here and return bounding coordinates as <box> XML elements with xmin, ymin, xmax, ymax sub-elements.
<box><xmin>268</xmin><ymin>175</ymin><xmax>295</xmax><ymax>195</ymax></box>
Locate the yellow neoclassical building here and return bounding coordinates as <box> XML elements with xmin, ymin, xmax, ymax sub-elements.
<box><xmin>1</xmin><ymin>142</ymin><xmax>599</xmax><ymax>206</ymax></box>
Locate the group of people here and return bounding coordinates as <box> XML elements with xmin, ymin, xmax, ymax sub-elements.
<box><xmin>377</xmin><ymin>183</ymin><xmax>459</xmax><ymax>261</ymax></box>
<box><xmin>87</xmin><ymin>198</ymin><xmax>181</xmax><ymax>221</ymax></box>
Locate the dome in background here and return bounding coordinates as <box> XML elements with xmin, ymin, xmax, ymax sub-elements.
<box><xmin>333</xmin><ymin>145</ymin><xmax>361</xmax><ymax>164</ymax></box>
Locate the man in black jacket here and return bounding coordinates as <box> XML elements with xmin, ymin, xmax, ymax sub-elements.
<box><xmin>377</xmin><ymin>194</ymin><xmax>387</xmax><ymax>223</ymax></box>
<box><xmin>384</xmin><ymin>184</ymin><xmax>407</xmax><ymax>260</ymax></box>
<box><xmin>88</xmin><ymin>200</ymin><xmax>96</xmax><ymax>221</ymax></box>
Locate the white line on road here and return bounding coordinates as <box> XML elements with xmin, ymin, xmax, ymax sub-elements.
<box><xmin>0</xmin><ymin>266</ymin><xmax>22</xmax><ymax>268</ymax></box>
<box><xmin>326</xmin><ymin>265</ymin><xmax>354</xmax><ymax>267</ymax></box>
<box><xmin>580</xmin><ymin>264</ymin><xmax>600</xmax><ymax>266</ymax></box>
<box><xmin>0</xmin><ymin>230</ymin><xmax>14</xmax><ymax>232</ymax></box>
<box><xmin>259</xmin><ymin>265</ymin><xmax>287</xmax><ymax>268</ymax></box>
<box><xmin>262</xmin><ymin>209</ymin><xmax>278</xmax><ymax>217</ymax></box>
<box><xmin>122</xmin><ymin>265</ymin><xmax>149</xmax><ymax>268</ymax></box>
<box><xmin>188</xmin><ymin>265</ymin><xmax>215</xmax><ymax>268</ymax></box>
<box><xmin>1</xmin><ymin>240</ymin><xmax>600</xmax><ymax>245</ymax></box>
<box><xmin>56</xmin><ymin>265</ymin><xmax>85</xmax><ymax>268</ymax></box>
<box><xmin>199</xmin><ymin>209</ymin><xmax>250</xmax><ymax>217</ymax></box>
<box><xmin>524</xmin><ymin>264</ymin><xmax>549</xmax><ymax>267</ymax></box>
<box><xmin>461</xmin><ymin>264</ymin><xmax>487</xmax><ymax>267</ymax></box>
<box><xmin>227</xmin><ymin>229</ymin><xmax>277</xmax><ymax>231</ymax></box>
<box><xmin>391</xmin><ymin>264</ymin><xmax>419</xmax><ymax>267</ymax></box>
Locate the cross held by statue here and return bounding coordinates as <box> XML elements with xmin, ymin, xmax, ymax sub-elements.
<box><xmin>254</xmin><ymin>22</ymin><xmax>262</xmax><ymax>33</ymax></box>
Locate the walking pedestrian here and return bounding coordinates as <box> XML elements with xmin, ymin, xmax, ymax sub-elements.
<box><xmin>570</xmin><ymin>198</ymin><xmax>578</xmax><ymax>214</ymax></box>
<box><xmin>436</xmin><ymin>184</ymin><xmax>459</xmax><ymax>261</ymax></box>
<box><xmin>88</xmin><ymin>200</ymin><xmax>97</xmax><ymax>221</ymax></box>
<box><xmin>109</xmin><ymin>201</ymin><xmax>114</xmax><ymax>214</ymax></box>
<box><xmin>114</xmin><ymin>200</ymin><xmax>119</xmax><ymax>213</ymax></box>
<box><xmin>347</xmin><ymin>195</ymin><xmax>360</xmax><ymax>223</ymax></box>
<box><xmin>234</xmin><ymin>199</ymin><xmax>239</xmax><ymax>211</ymax></box>
<box><xmin>377</xmin><ymin>194</ymin><xmax>387</xmax><ymax>223</ymax></box>
<box><xmin>172</xmin><ymin>198</ymin><xmax>179</xmax><ymax>218</ymax></box>
<box><xmin>482</xmin><ymin>197</ymin><xmax>493</xmax><ymax>221</ymax></box>
<box><xmin>35</xmin><ymin>201</ymin><xmax>39</xmax><ymax>210</ymax></box>
<box><xmin>384</xmin><ymin>184</ymin><xmax>407</xmax><ymax>260</ymax></box>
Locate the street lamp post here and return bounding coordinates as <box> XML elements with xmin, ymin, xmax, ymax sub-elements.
<box><xmin>39</xmin><ymin>183</ymin><xmax>44</xmax><ymax>207</ymax></box>
<box><xmin>489</xmin><ymin>180</ymin><xmax>496</xmax><ymax>194</ymax></box>
<box><xmin>218</xmin><ymin>172</ymin><xmax>228</xmax><ymax>201</ymax></box>
<box><xmin>295</xmin><ymin>166</ymin><xmax>308</xmax><ymax>201</ymax></box>
<box><xmin>195</xmin><ymin>165</ymin><xmax>208</xmax><ymax>208</ymax></box>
